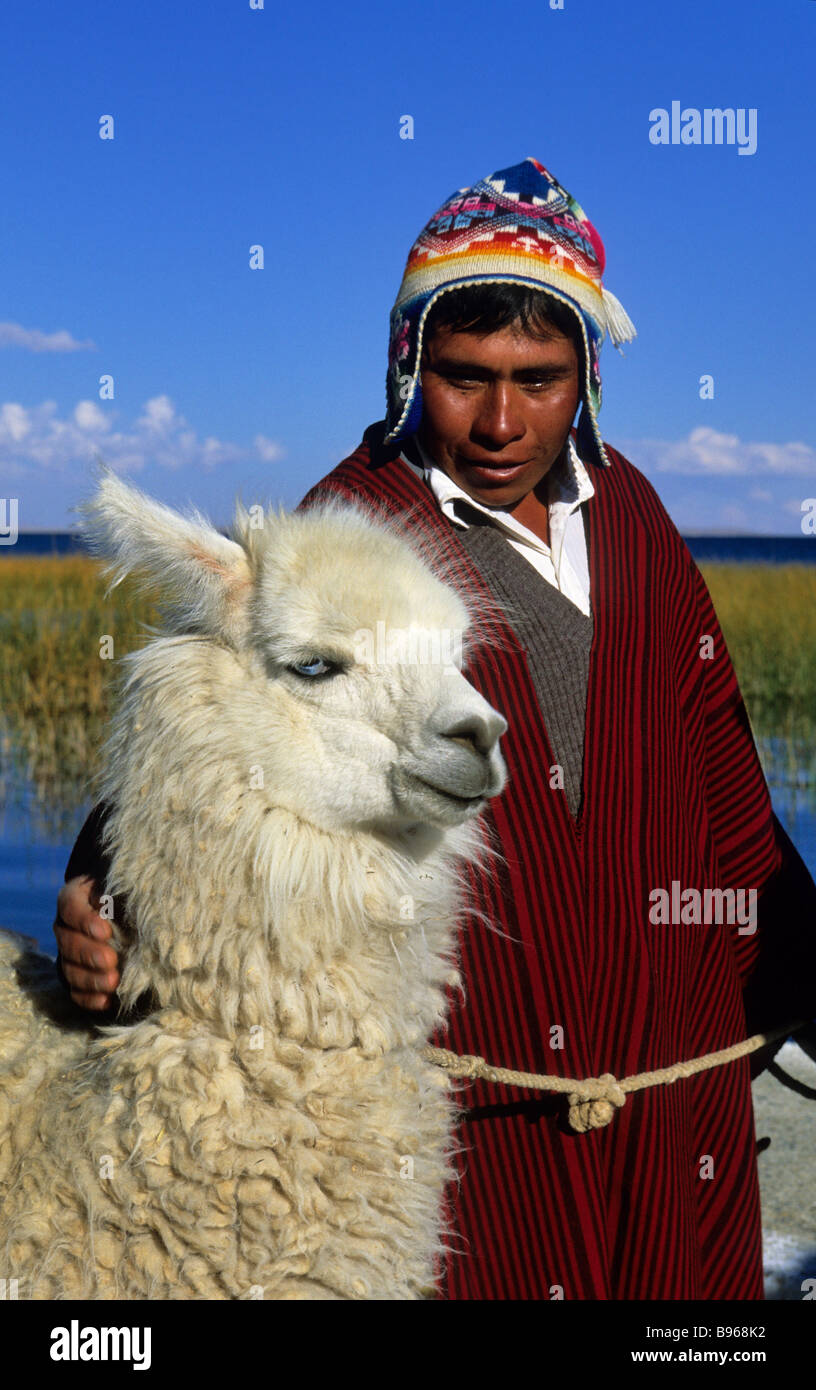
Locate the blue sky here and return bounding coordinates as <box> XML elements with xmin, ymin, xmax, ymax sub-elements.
<box><xmin>1</xmin><ymin>0</ymin><xmax>814</xmax><ymax>533</ymax></box>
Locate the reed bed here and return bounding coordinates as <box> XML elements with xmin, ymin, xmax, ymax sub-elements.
<box><xmin>0</xmin><ymin>556</ymin><xmax>815</xmax><ymax>824</ymax></box>
<box><xmin>700</xmin><ymin>564</ymin><xmax>816</xmax><ymax>782</ymax></box>
<box><xmin>0</xmin><ymin>556</ymin><xmax>159</xmax><ymax>832</ymax></box>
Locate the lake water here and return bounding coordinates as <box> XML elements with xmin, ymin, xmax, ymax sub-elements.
<box><xmin>5</xmin><ymin>532</ymin><xmax>816</xmax><ymax>564</ymax></box>
<box><xmin>2</xmin><ymin>532</ymin><xmax>88</xmax><ymax>557</ymax></box>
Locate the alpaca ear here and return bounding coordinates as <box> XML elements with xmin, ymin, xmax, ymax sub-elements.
<box><xmin>77</xmin><ymin>465</ymin><xmax>252</xmax><ymax>641</ymax></box>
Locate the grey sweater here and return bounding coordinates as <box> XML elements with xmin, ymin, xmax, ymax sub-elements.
<box><xmin>455</xmin><ymin>501</ymin><xmax>594</xmax><ymax>818</ymax></box>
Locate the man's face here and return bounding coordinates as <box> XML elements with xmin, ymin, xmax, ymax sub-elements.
<box><xmin>417</xmin><ymin>321</ymin><xmax>581</xmax><ymax>507</ymax></box>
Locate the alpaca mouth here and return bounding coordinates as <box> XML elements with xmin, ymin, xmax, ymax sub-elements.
<box><xmin>400</xmin><ymin>769</ymin><xmax>486</xmax><ymax>810</ymax></box>
<box><xmin>416</xmin><ymin>777</ymin><xmax>485</xmax><ymax>807</ymax></box>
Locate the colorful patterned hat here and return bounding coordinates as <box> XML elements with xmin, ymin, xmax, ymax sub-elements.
<box><xmin>384</xmin><ymin>157</ymin><xmax>635</xmax><ymax>468</ymax></box>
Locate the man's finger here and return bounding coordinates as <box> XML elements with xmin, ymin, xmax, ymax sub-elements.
<box><xmin>53</xmin><ymin>925</ymin><xmax>119</xmax><ymax>973</ymax></box>
<box><xmin>70</xmin><ymin>992</ymin><xmax>117</xmax><ymax>1012</ymax></box>
<box><xmin>62</xmin><ymin>963</ymin><xmax>121</xmax><ymax>995</ymax></box>
<box><xmin>56</xmin><ymin>878</ymin><xmax>114</xmax><ymax>941</ymax></box>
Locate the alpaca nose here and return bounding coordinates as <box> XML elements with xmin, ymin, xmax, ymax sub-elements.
<box><xmin>439</xmin><ymin>709</ymin><xmax>507</xmax><ymax>758</ymax></box>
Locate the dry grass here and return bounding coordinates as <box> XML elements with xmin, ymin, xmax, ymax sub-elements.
<box><xmin>0</xmin><ymin>556</ymin><xmax>159</xmax><ymax>817</ymax></box>
<box><xmin>700</xmin><ymin>564</ymin><xmax>816</xmax><ymax>743</ymax></box>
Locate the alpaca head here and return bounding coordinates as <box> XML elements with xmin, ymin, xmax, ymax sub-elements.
<box><xmin>80</xmin><ymin>471</ymin><xmax>507</xmax><ymax>838</ymax></box>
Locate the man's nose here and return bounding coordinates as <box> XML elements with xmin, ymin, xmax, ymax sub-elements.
<box><xmin>471</xmin><ymin>383</ymin><xmax>525</xmax><ymax>445</ymax></box>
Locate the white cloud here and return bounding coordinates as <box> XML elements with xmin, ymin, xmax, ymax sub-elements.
<box><xmin>0</xmin><ymin>321</ymin><xmax>96</xmax><ymax>352</ymax></box>
<box><xmin>624</xmin><ymin>427</ymin><xmax>816</xmax><ymax>475</ymax></box>
<box><xmin>137</xmin><ymin>395</ymin><xmax>176</xmax><ymax>434</ymax></box>
<box><xmin>1</xmin><ymin>402</ymin><xmax>32</xmax><ymax>442</ymax></box>
<box><xmin>254</xmin><ymin>433</ymin><xmax>284</xmax><ymax>463</ymax></box>
<box><xmin>73</xmin><ymin>400</ymin><xmax>109</xmax><ymax>432</ymax></box>
<box><xmin>0</xmin><ymin>395</ymin><xmax>283</xmax><ymax>474</ymax></box>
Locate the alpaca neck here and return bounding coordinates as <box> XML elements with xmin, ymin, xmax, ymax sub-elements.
<box><xmin>108</xmin><ymin>802</ymin><xmax>474</xmax><ymax>1050</ymax></box>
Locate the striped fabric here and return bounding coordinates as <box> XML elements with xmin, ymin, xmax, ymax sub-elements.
<box><xmin>297</xmin><ymin>423</ymin><xmax>788</xmax><ymax>1301</ymax></box>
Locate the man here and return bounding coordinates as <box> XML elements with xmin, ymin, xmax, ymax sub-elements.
<box><xmin>56</xmin><ymin>157</ymin><xmax>816</xmax><ymax>1299</ymax></box>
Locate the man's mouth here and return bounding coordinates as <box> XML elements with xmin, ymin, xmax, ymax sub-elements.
<box><xmin>460</xmin><ymin>459</ymin><xmax>531</xmax><ymax>482</ymax></box>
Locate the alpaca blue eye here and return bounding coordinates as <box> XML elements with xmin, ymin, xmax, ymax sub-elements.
<box><xmin>289</xmin><ymin>657</ymin><xmax>338</xmax><ymax>678</ymax></box>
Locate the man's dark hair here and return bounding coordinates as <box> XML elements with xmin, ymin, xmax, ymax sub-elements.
<box><xmin>422</xmin><ymin>281</ymin><xmax>585</xmax><ymax>370</ymax></box>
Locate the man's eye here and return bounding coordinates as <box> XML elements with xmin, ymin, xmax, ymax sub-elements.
<box><xmin>288</xmin><ymin>657</ymin><xmax>340</xmax><ymax>678</ymax></box>
<box><xmin>445</xmin><ymin>374</ymin><xmax>557</xmax><ymax>389</ymax></box>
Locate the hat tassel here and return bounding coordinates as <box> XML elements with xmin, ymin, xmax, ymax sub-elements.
<box><xmin>602</xmin><ymin>287</ymin><xmax>637</xmax><ymax>348</ymax></box>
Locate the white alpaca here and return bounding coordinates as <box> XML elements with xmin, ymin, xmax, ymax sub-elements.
<box><xmin>0</xmin><ymin>471</ymin><xmax>507</xmax><ymax>1299</ymax></box>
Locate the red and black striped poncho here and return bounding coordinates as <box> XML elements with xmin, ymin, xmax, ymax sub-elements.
<box><xmin>297</xmin><ymin>422</ymin><xmax>816</xmax><ymax>1301</ymax></box>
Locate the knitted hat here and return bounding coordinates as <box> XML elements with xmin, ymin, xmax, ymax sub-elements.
<box><xmin>384</xmin><ymin>157</ymin><xmax>635</xmax><ymax>468</ymax></box>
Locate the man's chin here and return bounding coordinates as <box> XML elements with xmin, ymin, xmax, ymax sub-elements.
<box><xmin>452</xmin><ymin>461</ymin><xmax>540</xmax><ymax>505</ymax></box>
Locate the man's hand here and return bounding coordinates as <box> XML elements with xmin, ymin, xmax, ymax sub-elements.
<box><xmin>54</xmin><ymin>875</ymin><xmax>121</xmax><ymax>1010</ymax></box>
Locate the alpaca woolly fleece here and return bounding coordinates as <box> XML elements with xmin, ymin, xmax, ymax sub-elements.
<box><xmin>0</xmin><ymin>471</ymin><xmax>507</xmax><ymax>1300</ymax></box>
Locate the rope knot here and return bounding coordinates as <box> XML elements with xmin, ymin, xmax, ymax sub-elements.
<box><xmin>447</xmin><ymin>1051</ymin><xmax>486</xmax><ymax>1080</ymax></box>
<box><xmin>567</xmin><ymin>1073</ymin><xmax>626</xmax><ymax>1133</ymax></box>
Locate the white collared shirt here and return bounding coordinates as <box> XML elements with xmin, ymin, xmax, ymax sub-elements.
<box><xmin>400</xmin><ymin>435</ymin><xmax>594</xmax><ymax>616</ymax></box>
